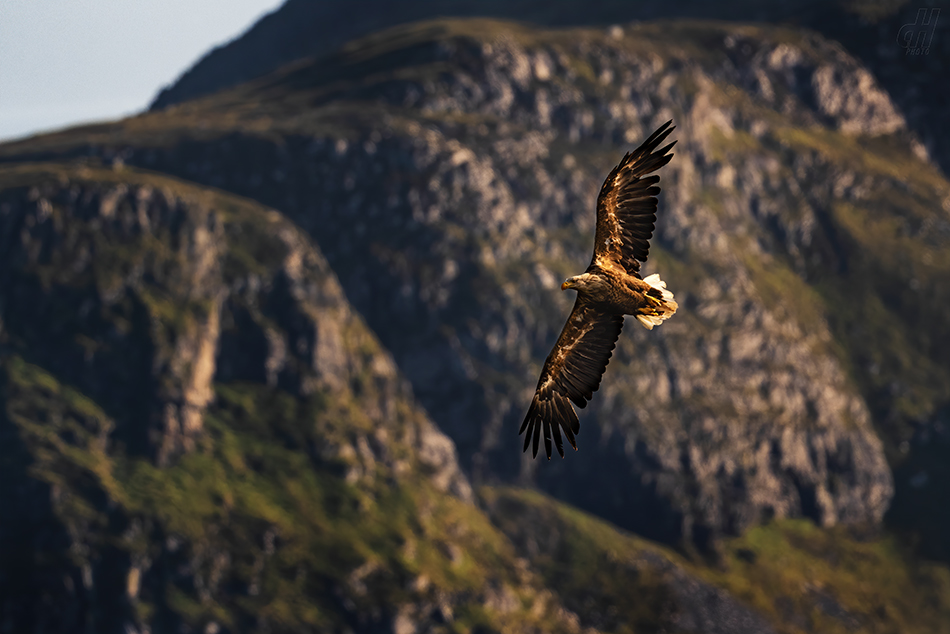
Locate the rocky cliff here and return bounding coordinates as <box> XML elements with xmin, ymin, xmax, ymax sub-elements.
<box><xmin>150</xmin><ymin>0</ymin><xmax>950</xmax><ymax>176</ymax></box>
<box><xmin>8</xmin><ymin>17</ymin><xmax>943</xmax><ymax>543</ymax></box>
<box><xmin>2</xmin><ymin>11</ymin><xmax>949</xmax><ymax>634</ymax></box>
<box><xmin>0</xmin><ymin>164</ymin><xmax>514</xmax><ymax>632</ymax></box>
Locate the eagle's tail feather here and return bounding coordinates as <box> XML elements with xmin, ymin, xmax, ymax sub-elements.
<box><xmin>636</xmin><ymin>273</ymin><xmax>678</xmax><ymax>330</ymax></box>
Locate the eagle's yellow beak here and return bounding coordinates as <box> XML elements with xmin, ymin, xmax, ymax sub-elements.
<box><xmin>561</xmin><ymin>279</ymin><xmax>572</xmax><ymax>290</ymax></box>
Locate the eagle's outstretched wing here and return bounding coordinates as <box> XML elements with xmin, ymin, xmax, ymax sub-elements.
<box><xmin>591</xmin><ymin>120</ymin><xmax>676</xmax><ymax>276</ymax></box>
<box><xmin>520</xmin><ymin>300</ymin><xmax>624</xmax><ymax>459</ymax></box>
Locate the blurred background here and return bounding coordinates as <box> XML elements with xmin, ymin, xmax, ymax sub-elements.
<box><xmin>0</xmin><ymin>1</ymin><xmax>948</xmax><ymax>632</ymax></box>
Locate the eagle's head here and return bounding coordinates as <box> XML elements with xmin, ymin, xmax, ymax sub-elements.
<box><xmin>561</xmin><ymin>273</ymin><xmax>606</xmax><ymax>293</ymax></box>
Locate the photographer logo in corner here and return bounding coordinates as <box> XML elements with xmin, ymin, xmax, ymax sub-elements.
<box><xmin>898</xmin><ymin>8</ymin><xmax>940</xmax><ymax>55</ymax></box>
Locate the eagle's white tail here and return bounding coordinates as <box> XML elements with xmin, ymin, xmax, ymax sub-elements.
<box><xmin>636</xmin><ymin>273</ymin><xmax>678</xmax><ymax>330</ymax></box>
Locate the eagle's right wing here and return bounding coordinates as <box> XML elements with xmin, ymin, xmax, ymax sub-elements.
<box><xmin>591</xmin><ymin>120</ymin><xmax>676</xmax><ymax>276</ymax></box>
<box><xmin>520</xmin><ymin>300</ymin><xmax>624</xmax><ymax>459</ymax></box>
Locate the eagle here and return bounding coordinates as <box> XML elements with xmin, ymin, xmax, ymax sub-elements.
<box><xmin>520</xmin><ymin>121</ymin><xmax>678</xmax><ymax>459</ymax></box>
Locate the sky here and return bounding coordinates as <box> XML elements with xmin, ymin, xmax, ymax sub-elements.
<box><xmin>0</xmin><ymin>0</ymin><xmax>286</xmax><ymax>143</ymax></box>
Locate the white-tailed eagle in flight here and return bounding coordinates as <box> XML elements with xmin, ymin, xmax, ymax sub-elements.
<box><xmin>521</xmin><ymin>121</ymin><xmax>678</xmax><ymax>459</ymax></box>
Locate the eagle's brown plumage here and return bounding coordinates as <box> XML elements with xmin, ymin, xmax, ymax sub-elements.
<box><xmin>521</xmin><ymin>121</ymin><xmax>678</xmax><ymax>459</ymax></box>
<box><xmin>593</xmin><ymin>122</ymin><xmax>676</xmax><ymax>275</ymax></box>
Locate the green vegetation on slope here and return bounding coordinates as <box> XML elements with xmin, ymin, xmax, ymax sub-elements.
<box><xmin>0</xmin><ymin>162</ymin><xmax>580</xmax><ymax>632</ymax></box>
<box><xmin>482</xmin><ymin>487</ymin><xmax>683</xmax><ymax>634</ymax></box>
<box><xmin>4</xmin><ymin>347</ymin><xmax>948</xmax><ymax>634</ymax></box>
<box><xmin>483</xmin><ymin>487</ymin><xmax>950</xmax><ymax>634</ymax></box>
<box><xmin>1</xmin><ymin>356</ymin><xmax>576</xmax><ymax>633</ymax></box>
<box><xmin>709</xmin><ymin>520</ymin><xmax>950</xmax><ymax>634</ymax></box>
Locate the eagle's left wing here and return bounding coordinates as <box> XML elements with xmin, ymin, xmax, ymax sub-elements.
<box><xmin>520</xmin><ymin>300</ymin><xmax>624</xmax><ymax>459</ymax></box>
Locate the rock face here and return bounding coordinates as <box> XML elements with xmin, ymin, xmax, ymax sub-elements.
<box><xmin>0</xmin><ymin>165</ymin><xmax>506</xmax><ymax>633</ymax></box>
<box><xmin>151</xmin><ymin>1</ymin><xmax>950</xmax><ymax>176</ymax></box>
<box><xmin>8</xmin><ymin>18</ymin><xmax>948</xmax><ymax>548</ymax></box>
<box><xmin>19</xmin><ymin>19</ymin><xmax>926</xmax><ymax>545</ymax></box>
<box><xmin>0</xmin><ymin>172</ymin><xmax>225</xmax><ymax>463</ymax></box>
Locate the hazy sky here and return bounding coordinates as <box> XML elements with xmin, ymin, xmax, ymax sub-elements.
<box><xmin>0</xmin><ymin>0</ymin><xmax>285</xmax><ymax>142</ymax></box>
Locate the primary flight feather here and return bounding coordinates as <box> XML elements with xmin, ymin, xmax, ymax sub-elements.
<box><xmin>521</xmin><ymin>120</ymin><xmax>678</xmax><ymax>459</ymax></box>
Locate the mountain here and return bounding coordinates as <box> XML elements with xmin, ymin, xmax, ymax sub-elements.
<box><xmin>149</xmin><ymin>0</ymin><xmax>950</xmax><ymax>177</ymax></box>
<box><xmin>2</xmin><ymin>10</ymin><xmax>950</xmax><ymax>634</ymax></box>
<box><xmin>149</xmin><ymin>0</ymin><xmax>827</xmax><ymax>110</ymax></box>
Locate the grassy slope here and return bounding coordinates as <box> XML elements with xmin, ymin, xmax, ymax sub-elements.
<box><xmin>484</xmin><ymin>487</ymin><xmax>950</xmax><ymax>634</ymax></box>
<box><xmin>2</xmin><ymin>357</ymin><xmax>575</xmax><ymax>633</ymax></box>
<box><xmin>8</xmin><ymin>351</ymin><xmax>948</xmax><ymax>633</ymax></box>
